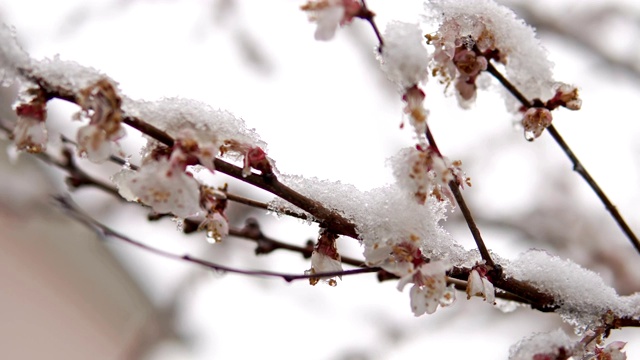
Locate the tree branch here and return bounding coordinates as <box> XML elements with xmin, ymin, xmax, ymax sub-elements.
<box><xmin>425</xmin><ymin>125</ymin><xmax>495</xmax><ymax>268</ymax></box>
<box><xmin>53</xmin><ymin>195</ymin><xmax>377</xmax><ymax>282</ymax></box>
<box><xmin>484</xmin><ymin>60</ymin><xmax>640</xmax><ymax>254</ymax></box>
<box><xmin>19</xmin><ymin>68</ymin><xmax>360</xmax><ymax>239</ymax></box>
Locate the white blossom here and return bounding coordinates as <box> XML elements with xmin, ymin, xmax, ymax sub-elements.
<box><xmin>397</xmin><ymin>260</ymin><xmax>455</xmax><ymax>316</ymax></box>
<box><xmin>13</xmin><ymin>105</ymin><xmax>47</xmax><ymax>153</ymax></box>
<box><xmin>301</xmin><ymin>0</ymin><xmax>361</xmax><ymax>41</ymax></box>
<box><xmin>307</xmin><ymin>251</ymin><xmax>343</xmax><ymax>286</ymax></box>
<box><xmin>466</xmin><ymin>269</ymin><xmax>495</xmax><ymax>304</ymax></box>
<box><xmin>76</xmin><ymin>79</ymin><xmax>125</xmax><ymax>162</ymax></box>
<box><xmin>112</xmin><ymin>152</ymin><xmax>201</xmax><ymax>218</ymax></box>
<box><xmin>597</xmin><ymin>341</ymin><xmax>627</xmax><ymax>360</ymax></box>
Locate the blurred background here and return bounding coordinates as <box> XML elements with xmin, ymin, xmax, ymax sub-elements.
<box><xmin>0</xmin><ymin>0</ymin><xmax>639</xmax><ymax>358</ymax></box>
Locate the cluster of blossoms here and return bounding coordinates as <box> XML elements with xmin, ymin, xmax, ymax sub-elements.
<box><xmin>12</xmin><ymin>78</ymin><xmax>127</xmax><ymax>159</ymax></box>
<box><xmin>424</xmin><ymin>0</ymin><xmax>584</xmax><ymax>140</ymax></box>
<box><xmin>428</xmin><ymin>33</ymin><xmax>491</xmax><ymax>106</ymax></box>
<box><xmin>521</xmin><ymin>83</ymin><xmax>581</xmax><ymax>140</ymax></box>
<box><xmin>113</xmin><ymin>115</ymin><xmax>272</xmax><ymax>238</ymax></box>
<box><xmin>393</xmin><ymin>146</ymin><xmax>469</xmax><ymax>206</ymax></box>
<box><xmin>364</xmin><ymin>236</ymin><xmax>456</xmax><ymax>316</ymax></box>
<box><xmin>300</xmin><ymin>0</ymin><xmax>362</xmax><ymax>41</ymax></box>
<box><xmin>113</xmin><ymin>147</ymin><xmax>202</xmax><ymax>219</ymax></box>
<box><xmin>424</xmin><ymin>0</ymin><xmax>557</xmax><ymax>109</ymax></box>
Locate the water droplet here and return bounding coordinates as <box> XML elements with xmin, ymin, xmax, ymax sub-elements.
<box><xmin>206</xmin><ymin>230</ymin><xmax>222</xmax><ymax>244</ymax></box>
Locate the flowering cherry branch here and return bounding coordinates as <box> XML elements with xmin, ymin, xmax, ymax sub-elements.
<box><xmin>5</xmin><ymin>1</ymin><xmax>640</xmax><ymax>354</ymax></box>
<box><xmin>483</xmin><ymin>60</ymin><xmax>640</xmax><ymax>254</ymax></box>
<box><xmin>3</xmin><ymin>111</ymin><xmax>567</xmax><ymax>309</ymax></box>
<box><xmin>353</xmin><ymin>1</ymin><xmax>495</xmax><ymax>268</ymax></box>
<box><xmin>20</xmin><ymin>67</ymin><xmax>360</xmax><ymax>239</ymax></box>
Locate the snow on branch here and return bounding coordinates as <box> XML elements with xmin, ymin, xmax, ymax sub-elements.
<box><xmin>2</xmin><ymin>0</ymin><xmax>640</xmax><ymax>356</ymax></box>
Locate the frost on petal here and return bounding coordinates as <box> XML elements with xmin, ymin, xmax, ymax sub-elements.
<box><xmin>307</xmin><ymin>229</ymin><xmax>343</xmax><ymax>286</ymax></box>
<box><xmin>77</xmin><ymin>124</ymin><xmax>112</xmax><ymax>162</ymax></box>
<box><xmin>424</xmin><ymin>0</ymin><xmax>555</xmax><ymax>111</ymax></box>
<box><xmin>200</xmin><ymin>212</ymin><xmax>229</xmax><ymax>244</ymax></box>
<box><xmin>12</xmin><ymin>90</ymin><xmax>49</xmax><ymax>153</ymax></box>
<box><xmin>522</xmin><ymin>107</ymin><xmax>552</xmax><ymax>141</ymax></box>
<box><xmin>508</xmin><ymin>329</ymin><xmax>573</xmax><ymax>360</ymax></box>
<box><xmin>111</xmin><ymin>168</ymin><xmax>137</xmax><ymax>201</ymax></box>
<box><xmin>378</xmin><ymin>21</ymin><xmax>430</xmax><ymax>89</ymax></box>
<box><xmin>113</xmin><ymin>157</ymin><xmax>201</xmax><ymax>218</ymax></box>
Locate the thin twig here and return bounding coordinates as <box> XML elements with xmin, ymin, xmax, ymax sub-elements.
<box><xmin>485</xmin><ymin>61</ymin><xmax>640</xmax><ymax>254</ymax></box>
<box><xmin>224</xmin><ymin>192</ymin><xmax>311</xmax><ymax>222</ymax></box>
<box><xmin>53</xmin><ymin>195</ymin><xmax>378</xmax><ymax>282</ymax></box>
<box><xmin>357</xmin><ymin>0</ymin><xmax>384</xmax><ymax>52</ymax></box>
<box><xmin>425</xmin><ymin>126</ymin><xmax>495</xmax><ymax>267</ymax></box>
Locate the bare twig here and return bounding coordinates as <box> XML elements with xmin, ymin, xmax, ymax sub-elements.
<box><xmin>357</xmin><ymin>0</ymin><xmax>384</xmax><ymax>52</ymax></box>
<box><xmin>53</xmin><ymin>195</ymin><xmax>378</xmax><ymax>282</ymax></box>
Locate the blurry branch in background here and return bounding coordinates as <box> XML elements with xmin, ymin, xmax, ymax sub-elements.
<box><xmin>483</xmin><ymin>59</ymin><xmax>640</xmax><ymax>253</ymax></box>
<box><xmin>504</xmin><ymin>1</ymin><xmax>640</xmax><ymax>80</ymax></box>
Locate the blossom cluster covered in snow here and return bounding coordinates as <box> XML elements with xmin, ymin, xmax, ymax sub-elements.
<box><xmin>424</xmin><ymin>0</ymin><xmax>556</xmax><ymax>110</ymax></box>
<box><xmin>0</xmin><ymin>23</ymin><xmax>272</xmax><ymax>243</ymax></box>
